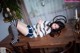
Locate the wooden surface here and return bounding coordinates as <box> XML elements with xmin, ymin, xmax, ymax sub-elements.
<box><xmin>0</xmin><ymin>24</ymin><xmax>77</xmax><ymax>49</ymax></box>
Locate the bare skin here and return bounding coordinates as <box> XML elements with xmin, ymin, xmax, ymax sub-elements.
<box><xmin>17</xmin><ymin>20</ymin><xmax>29</xmax><ymax>36</ymax></box>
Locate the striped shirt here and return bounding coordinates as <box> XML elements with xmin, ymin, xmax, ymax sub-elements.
<box><xmin>26</xmin><ymin>21</ymin><xmax>51</xmax><ymax>38</ymax></box>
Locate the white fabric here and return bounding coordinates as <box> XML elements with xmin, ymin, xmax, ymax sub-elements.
<box><xmin>33</xmin><ymin>21</ymin><xmax>51</xmax><ymax>38</ymax></box>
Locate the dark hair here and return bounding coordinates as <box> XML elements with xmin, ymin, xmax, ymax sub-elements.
<box><xmin>49</xmin><ymin>21</ymin><xmax>65</xmax><ymax>37</ymax></box>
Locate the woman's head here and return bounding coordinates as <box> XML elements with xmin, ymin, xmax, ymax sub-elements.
<box><xmin>50</xmin><ymin>21</ymin><xmax>65</xmax><ymax>30</ymax></box>
<box><xmin>49</xmin><ymin>21</ymin><xmax>65</xmax><ymax>37</ymax></box>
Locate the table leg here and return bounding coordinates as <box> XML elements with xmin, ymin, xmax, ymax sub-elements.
<box><xmin>44</xmin><ymin>48</ymin><xmax>49</xmax><ymax>53</ymax></box>
<box><xmin>40</xmin><ymin>48</ymin><xmax>49</xmax><ymax>53</ymax></box>
<box><xmin>40</xmin><ymin>48</ymin><xmax>45</xmax><ymax>53</ymax></box>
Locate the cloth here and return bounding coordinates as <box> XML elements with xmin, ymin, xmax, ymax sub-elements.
<box><xmin>26</xmin><ymin>25</ymin><xmax>34</xmax><ymax>38</ymax></box>
<box><xmin>10</xmin><ymin>22</ymin><xmax>19</xmax><ymax>44</ymax></box>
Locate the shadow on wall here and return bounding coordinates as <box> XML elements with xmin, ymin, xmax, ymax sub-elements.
<box><xmin>0</xmin><ymin>13</ymin><xmax>10</xmax><ymax>42</ymax></box>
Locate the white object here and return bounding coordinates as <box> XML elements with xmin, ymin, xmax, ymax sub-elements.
<box><xmin>0</xmin><ymin>47</ymin><xmax>6</xmax><ymax>53</ymax></box>
<box><xmin>75</xmin><ymin>8</ymin><xmax>78</xmax><ymax>19</ymax></box>
<box><xmin>6</xmin><ymin>8</ymin><xmax>10</xmax><ymax>12</ymax></box>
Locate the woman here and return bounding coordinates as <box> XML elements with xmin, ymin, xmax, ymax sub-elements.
<box><xmin>10</xmin><ymin>15</ymin><xmax>66</xmax><ymax>44</ymax></box>
<box><xmin>16</xmin><ymin>19</ymin><xmax>65</xmax><ymax>38</ymax></box>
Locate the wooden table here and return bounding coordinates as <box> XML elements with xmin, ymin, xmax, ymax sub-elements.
<box><xmin>0</xmin><ymin>24</ymin><xmax>76</xmax><ymax>53</ymax></box>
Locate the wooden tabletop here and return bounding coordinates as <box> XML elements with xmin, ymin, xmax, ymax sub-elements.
<box><xmin>0</xmin><ymin>24</ymin><xmax>76</xmax><ymax>49</ymax></box>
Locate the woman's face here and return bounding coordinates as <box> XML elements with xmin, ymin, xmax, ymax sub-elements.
<box><xmin>51</xmin><ymin>23</ymin><xmax>59</xmax><ymax>29</ymax></box>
